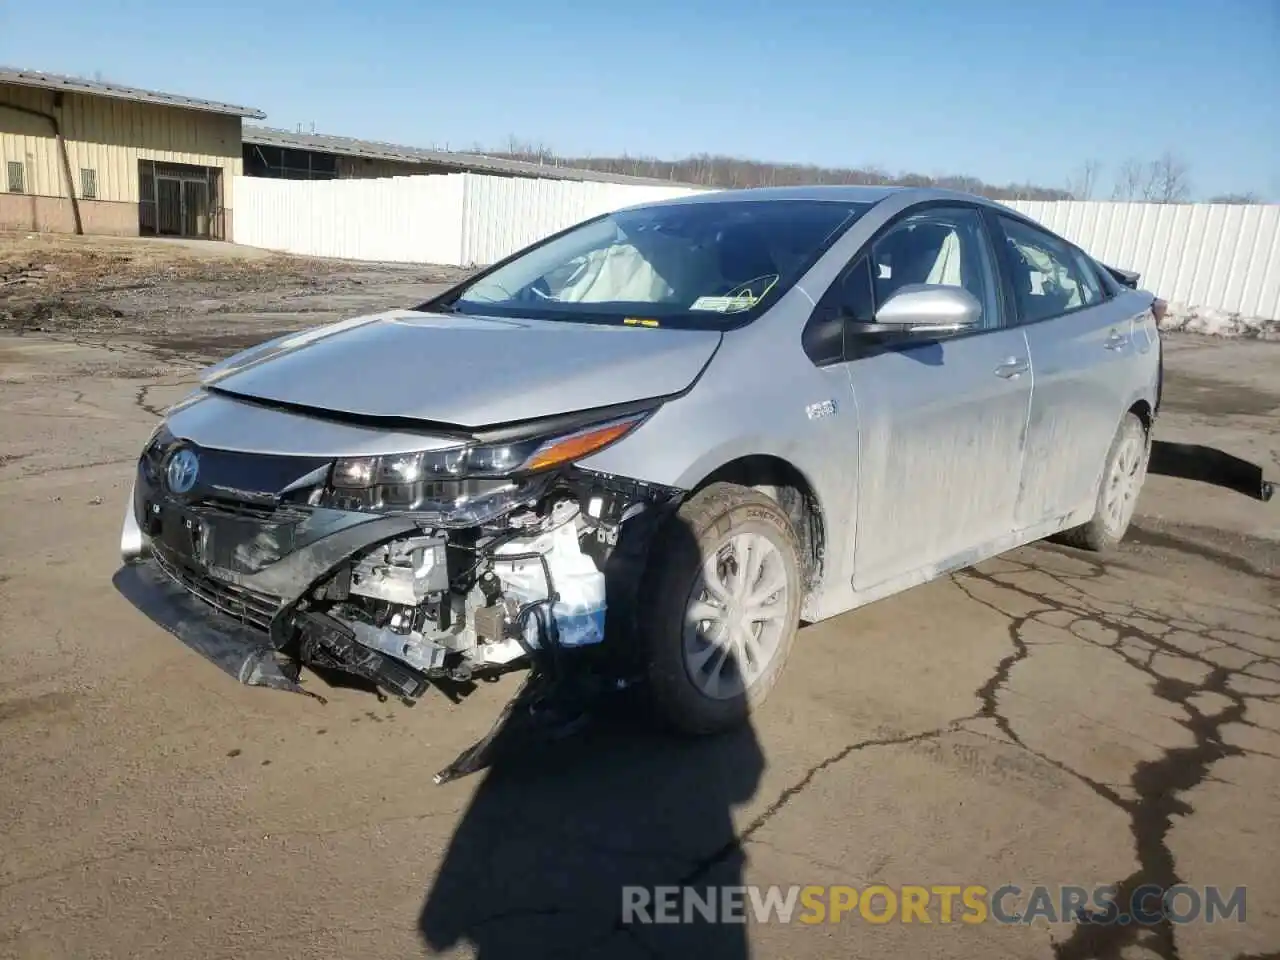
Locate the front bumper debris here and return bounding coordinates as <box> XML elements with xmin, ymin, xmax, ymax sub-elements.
<box><xmin>116</xmin><ymin>447</ymin><xmax>682</xmax><ymax>782</ymax></box>
<box><xmin>113</xmin><ymin>560</ymin><xmax>309</xmax><ymax>696</ymax></box>
<box><xmin>1148</xmin><ymin>441</ymin><xmax>1275</xmax><ymax>503</ymax></box>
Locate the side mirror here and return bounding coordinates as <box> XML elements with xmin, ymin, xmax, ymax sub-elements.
<box><xmin>847</xmin><ymin>284</ymin><xmax>981</xmax><ymax>337</ymax></box>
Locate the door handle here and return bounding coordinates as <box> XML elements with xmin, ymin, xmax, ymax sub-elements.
<box><xmin>995</xmin><ymin>357</ymin><xmax>1030</xmax><ymax>379</ymax></box>
<box><xmin>1104</xmin><ymin>330</ymin><xmax>1129</xmax><ymax>350</ymax></box>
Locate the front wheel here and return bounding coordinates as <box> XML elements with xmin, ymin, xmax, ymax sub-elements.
<box><xmin>1056</xmin><ymin>412</ymin><xmax>1150</xmax><ymax>552</ymax></box>
<box><xmin>641</xmin><ymin>483</ymin><xmax>802</xmax><ymax>735</ymax></box>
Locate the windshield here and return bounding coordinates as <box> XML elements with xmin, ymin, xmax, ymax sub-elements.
<box><xmin>444</xmin><ymin>199</ymin><xmax>872</xmax><ymax>330</ymax></box>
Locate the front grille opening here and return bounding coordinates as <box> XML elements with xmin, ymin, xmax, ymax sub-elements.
<box><xmin>194</xmin><ymin>498</ymin><xmax>311</xmax><ymax>523</ymax></box>
<box><xmin>153</xmin><ymin>547</ymin><xmax>281</xmax><ymax>633</ymax></box>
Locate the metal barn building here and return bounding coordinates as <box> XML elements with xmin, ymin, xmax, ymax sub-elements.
<box><xmin>1</xmin><ymin>66</ymin><xmax>683</xmax><ymax>241</ymax></box>
<box><xmin>0</xmin><ymin>68</ymin><xmax>264</xmax><ymax>238</ymax></box>
<box><xmin>241</xmin><ymin>126</ymin><xmax>688</xmax><ymax>187</ymax></box>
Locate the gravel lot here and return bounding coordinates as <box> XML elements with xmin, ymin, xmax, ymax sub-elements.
<box><xmin>0</xmin><ymin>235</ymin><xmax>1277</xmax><ymax>960</ymax></box>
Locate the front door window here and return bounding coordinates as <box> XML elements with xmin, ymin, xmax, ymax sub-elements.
<box><xmin>870</xmin><ymin>208</ymin><xmax>1002</xmax><ymax>330</ymax></box>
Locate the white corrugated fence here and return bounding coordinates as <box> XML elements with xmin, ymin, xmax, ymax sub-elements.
<box><xmin>232</xmin><ymin>174</ymin><xmax>1280</xmax><ymax>324</ymax></box>
<box><xmin>1009</xmin><ymin>200</ymin><xmax>1280</xmax><ymax>324</ymax></box>
<box><xmin>233</xmin><ymin>174</ymin><xmax>468</xmax><ymax>265</ymax></box>
<box><xmin>232</xmin><ymin>172</ymin><xmax>700</xmax><ymax>268</ymax></box>
<box><xmin>460</xmin><ymin>175</ymin><xmax>702</xmax><ymax>265</ymax></box>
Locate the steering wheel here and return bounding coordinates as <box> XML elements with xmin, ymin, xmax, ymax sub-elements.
<box><xmin>529</xmin><ymin>258</ymin><xmax>591</xmax><ymax>300</ymax></box>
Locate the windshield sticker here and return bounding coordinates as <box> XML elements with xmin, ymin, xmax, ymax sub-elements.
<box><xmin>622</xmin><ymin>317</ymin><xmax>661</xmax><ymax>327</ymax></box>
<box><xmin>689</xmin><ymin>294</ymin><xmax>760</xmax><ymax>313</ymax></box>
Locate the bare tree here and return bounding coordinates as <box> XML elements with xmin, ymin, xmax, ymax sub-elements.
<box><xmin>476</xmin><ymin>141</ymin><xmax>1074</xmax><ymax>198</ymax></box>
<box><xmin>1109</xmin><ymin>154</ymin><xmax>1191</xmax><ymax>203</ymax></box>
<box><xmin>1111</xmin><ymin>159</ymin><xmax>1146</xmax><ymax>200</ymax></box>
<box><xmin>1143</xmin><ymin>151</ymin><xmax>1191</xmax><ymax>203</ymax></box>
<box><xmin>1066</xmin><ymin>159</ymin><xmax>1102</xmax><ymax>200</ymax></box>
<box><xmin>500</xmin><ymin>137</ymin><xmax>556</xmax><ymax>165</ymax></box>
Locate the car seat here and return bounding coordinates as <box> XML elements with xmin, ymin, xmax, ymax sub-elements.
<box><xmin>876</xmin><ymin>223</ymin><xmax>949</xmax><ymax>301</ymax></box>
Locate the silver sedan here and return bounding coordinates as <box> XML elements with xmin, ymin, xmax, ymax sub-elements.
<box><xmin>118</xmin><ymin>185</ymin><xmax>1162</xmax><ymax>752</ymax></box>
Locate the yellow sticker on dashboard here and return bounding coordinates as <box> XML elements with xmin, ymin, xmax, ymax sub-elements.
<box><xmin>623</xmin><ymin>317</ymin><xmax>660</xmax><ymax>327</ymax></box>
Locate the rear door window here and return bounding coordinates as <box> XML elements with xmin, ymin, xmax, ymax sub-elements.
<box><xmin>996</xmin><ymin>216</ymin><xmax>1104</xmax><ymax>324</ymax></box>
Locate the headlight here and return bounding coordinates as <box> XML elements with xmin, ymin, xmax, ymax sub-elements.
<box><xmin>139</xmin><ymin>423</ymin><xmax>174</xmax><ymax>484</ymax></box>
<box><xmin>325</xmin><ymin>411</ymin><xmax>650</xmax><ymax>523</ymax></box>
<box><xmin>331</xmin><ymin>413</ymin><xmax>647</xmax><ymax>490</ymax></box>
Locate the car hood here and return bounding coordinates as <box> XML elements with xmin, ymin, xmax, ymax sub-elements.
<box><xmin>201</xmin><ymin>309</ymin><xmax>722</xmax><ymax>429</ymax></box>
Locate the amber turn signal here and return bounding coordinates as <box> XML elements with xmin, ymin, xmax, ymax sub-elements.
<box><xmin>526</xmin><ymin>418</ymin><xmax>643</xmax><ymax>471</ymax></box>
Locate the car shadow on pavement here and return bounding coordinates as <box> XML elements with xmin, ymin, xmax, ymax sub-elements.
<box><xmin>417</xmin><ymin>701</ymin><xmax>764</xmax><ymax>959</ymax></box>
<box><xmin>419</xmin><ymin>506</ymin><xmax>767</xmax><ymax>960</ymax></box>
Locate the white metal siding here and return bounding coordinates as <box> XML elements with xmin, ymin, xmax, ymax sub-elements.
<box><xmin>231</xmin><ymin>172</ymin><xmax>700</xmax><ymax>267</ymax></box>
<box><xmin>1010</xmin><ymin>200</ymin><xmax>1280</xmax><ymax>321</ymax></box>
<box><xmin>0</xmin><ymin>85</ymin><xmax>242</xmax><ymax>205</ymax></box>
<box><xmin>459</xmin><ymin>173</ymin><xmax>699</xmax><ymax>264</ymax></box>
<box><xmin>232</xmin><ymin>174</ymin><xmax>467</xmax><ymax>265</ymax></box>
<box><xmin>229</xmin><ymin>176</ymin><xmax>1279</xmax><ymax>322</ymax></box>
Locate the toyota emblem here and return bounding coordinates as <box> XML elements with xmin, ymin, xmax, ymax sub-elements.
<box><xmin>165</xmin><ymin>447</ymin><xmax>200</xmax><ymax>495</ymax></box>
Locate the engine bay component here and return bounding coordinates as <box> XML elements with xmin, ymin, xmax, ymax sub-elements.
<box><xmin>482</xmin><ymin>499</ymin><xmax>607</xmax><ymax>663</ymax></box>
<box><xmin>347</xmin><ymin>619</ymin><xmax>448</xmax><ymax>674</ymax></box>
<box><xmin>304</xmin><ymin>497</ymin><xmax>607</xmax><ymax>680</ymax></box>
<box><xmin>348</xmin><ymin>535</ymin><xmax>448</xmax><ymax>605</ymax></box>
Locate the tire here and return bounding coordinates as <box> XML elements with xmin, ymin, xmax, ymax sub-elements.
<box><xmin>1055</xmin><ymin>412</ymin><xmax>1150</xmax><ymax>552</ymax></box>
<box><xmin>641</xmin><ymin>482</ymin><xmax>803</xmax><ymax>735</ymax></box>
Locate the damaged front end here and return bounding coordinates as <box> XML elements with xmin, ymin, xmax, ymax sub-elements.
<box><xmin>116</xmin><ymin>399</ymin><xmax>683</xmax><ymax>778</ymax></box>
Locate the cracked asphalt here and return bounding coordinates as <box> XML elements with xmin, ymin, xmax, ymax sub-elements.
<box><xmin>0</xmin><ymin>242</ymin><xmax>1277</xmax><ymax>960</ymax></box>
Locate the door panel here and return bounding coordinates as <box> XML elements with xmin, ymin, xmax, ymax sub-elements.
<box><xmin>993</xmin><ymin>215</ymin><xmax>1139</xmax><ymax>526</ymax></box>
<box><xmin>1016</xmin><ymin>301</ymin><xmax>1139</xmax><ymax>525</ymax></box>
<box><xmin>851</xmin><ymin>328</ymin><xmax>1032</xmax><ymax>591</ymax></box>
<box><xmin>156</xmin><ymin>178</ymin><xmax>182</xmax><ymax>236</ymax></box>
<box><xmin>182</xmin><ymin>180</ymin><xmax>208</xmax><ymax>238</ymax></box>
<box><xmin>802</xmin><ymin>203</ymin><xmax>1033</xmax><ymax>594</ymax></box>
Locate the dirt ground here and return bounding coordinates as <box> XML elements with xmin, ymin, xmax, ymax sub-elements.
<box><xmin>0</xmin><ymin>235</ymin><xmax>1277</xmax><ymax>960</ymax></box>
<box><xmin>0</xmin><ymin>231</ymin><xmax>469</xmax><ymax>359</ymax></box>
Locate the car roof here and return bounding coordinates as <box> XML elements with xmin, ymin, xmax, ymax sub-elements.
<box><xmin>677</xmin><ymin>184</ymin><xmax>904</xmax><ymax>203</ymax></box>
<box><xmin>636</xmin><ymin>183</ymin><xmax>1018</xmax><ymax>214</ymax></box>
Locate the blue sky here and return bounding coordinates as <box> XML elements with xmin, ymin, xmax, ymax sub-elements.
<box><xmin>3</xmin><ymin>0</ymin><xmax>1277</xmax><ymax>198</ymax></box>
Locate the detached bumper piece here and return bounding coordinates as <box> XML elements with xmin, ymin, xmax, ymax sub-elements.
<box><xmin>297</xmin><ymin>611</ymin><xmax>430</xmax><ymax>703</ymax></box>
<box><xmin>1149</xmin><ymin>441</ymin><xmax>1275</xmax><ymax>503</ymax></box>
<box><xmin>114</xmin><ymin>560</ymin><xmax>308</xmax><ymax>696</ymax></box>
<box><xmin>430</xmin><ymin>594</ymin><xmax>614</xmax><ymax>785</ymax></box>
<box><xmin>431</xmin><ymin>666</ymin><xmax>588</xmax><ymax>786</ymax></box>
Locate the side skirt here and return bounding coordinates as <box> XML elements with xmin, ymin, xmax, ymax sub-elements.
<box><xmin>799</xmin><ymin>502</ymin><xmax>1096</xmax><ymax>625</ymax></box>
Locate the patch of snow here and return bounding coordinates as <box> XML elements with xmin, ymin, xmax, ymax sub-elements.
<box><xmin>1159</xmin><ymin>303</ymin><xmax>1280</xmax><ymax>341</ymax></box>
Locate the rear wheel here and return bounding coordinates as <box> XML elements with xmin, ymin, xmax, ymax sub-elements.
<box><xmin>1056</xmin><ymin>412</ymin><xmax>1149</xmax><ymax>552</ymax></box>
<box><xmin>642</xmin><ymin>483</ymin><xmax>802</xmax><ymax>735</ymax></box>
